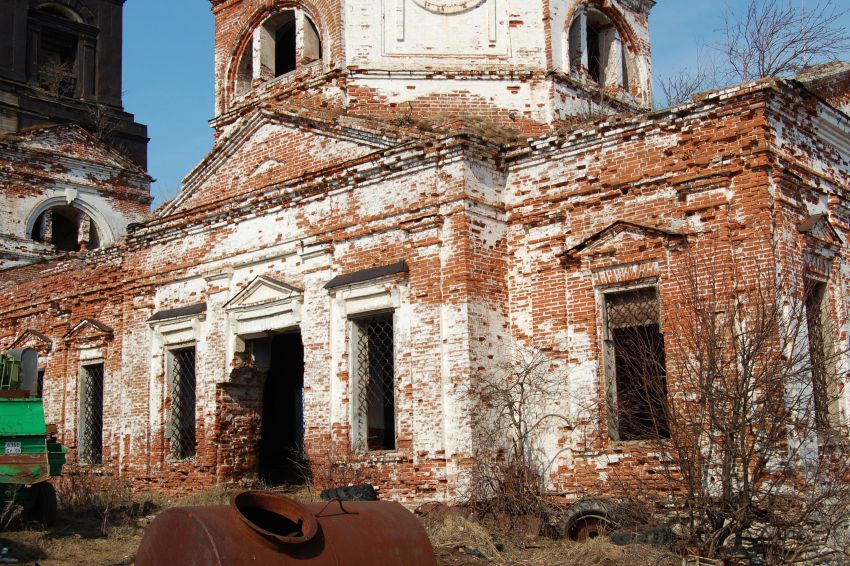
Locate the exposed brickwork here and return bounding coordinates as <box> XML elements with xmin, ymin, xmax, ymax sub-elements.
<box><xmin>0</xmin><ymin>125</ymin><xmax>152</xmax><ymax>269</ymax></box>
<box><xmin>0</xmin><ymin>1</ymin><xmax>848</xmax><ymax>504</ymax></box>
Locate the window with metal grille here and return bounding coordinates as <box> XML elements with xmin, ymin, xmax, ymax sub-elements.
<box><xmin>353</xmin><ymin>314</ymin><xmax>396</xmax><ymax>451</ymax></box>
<box><xmin>603</xmin><ymin>288</ymin><xmax>669</xmax><ymax>441</ymax></box>
<box><xmin>805</xmin><ymin>280</ymin><xmax>837</xmax><ymax>431</ymax></box>
<box><xmin>79</xmin><ymin>363</ymin><xmax>104</xmax><ymax>465</ymax></box>
<box><xmin>168</xmin><ymin>347</ymin><xmax>197</xmax><ymax>460</ymax></box>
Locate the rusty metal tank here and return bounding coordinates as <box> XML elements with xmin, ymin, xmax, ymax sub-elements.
<box><xmin>136</xmin><ymin>490</ymin><xmax>438</xmax><ymax>566</ymax></box>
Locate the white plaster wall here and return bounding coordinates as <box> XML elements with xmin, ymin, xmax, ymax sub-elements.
<box><xmin>345</xmin><ymin>0</ymin><xmax>547</xmax><ymax>70</ymax></box>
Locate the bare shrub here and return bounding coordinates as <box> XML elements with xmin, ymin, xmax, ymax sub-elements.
<box><xmin>54</xmin><ymin>472</ymin><xmax>141</xmax><ymax>535</ymax></box>
<box><xmin>658</xmin><ymin>69</ymin><xmax>710</xmax><ymax>107</ymax></box>
<box><xmin>658</xmin><ymin>1</ymin><xmax>849</xmax><ymax>108</ymax></box>
<box><xmin>464</xmin><ymin>345</ymin><xmax>572</xmax><ymax>526</ymax></box>
<box><xmin>621</xmin><ymin>235</ymin><xmax>850</xmax><ymax>562</ymax></box>
<box><xmin>37</xmin><ymin>60</ymin><xmax>76</xmax><ymax>97</ymax></box>
<box><xmin>87</xmin><ymin>104</ymin><xmax>119</xmax><ymax>143</ymax></box>
<box><xmin>0</xmin><ymin>488</ymin><xmax>23</xmax><ymax>531</ymax></box>
<box><xmin>306</xmin><ymin>440</ymin><xmax>374</xmax><ymax>492</ymax></box>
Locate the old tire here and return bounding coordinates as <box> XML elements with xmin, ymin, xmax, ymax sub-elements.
<box><xmin>320</xmin><ymin>484</ymin><xmax>378</xmax><ymax>501</ymax></box>
<box><xmin>30</xmin><ymin>482</ymin><xmax>57</xmax><ymax>527</ymax></box>
<box><xmin>558</xmin><ymin>499</ymin><xmax>617</xmax><ymax>542</ymax></box>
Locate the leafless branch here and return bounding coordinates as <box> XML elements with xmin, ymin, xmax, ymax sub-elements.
<box><xmin>719</xmin><ymin>0</ymin><xmax>850</xmax><ymax>81</ymax></box>
<box><xmin>623</xmin><ymin>232</ymin><xmax>850</xmax><ymax>562</ymax></box>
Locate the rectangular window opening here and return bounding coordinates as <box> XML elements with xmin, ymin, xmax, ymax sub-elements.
<box><xmin>79</xmin><ymin>363</ymin><xmax>104</xmax><ymax>465</ymax></box>
<box><xmin>38</xmin><ymin>28</ymin><xmax>78</xmax><ymax>96</ymax></box>
<box><xmin>168</xmin><ymin>347</ymin><xmax>197</xmax><ymax>460</ymax></box>
<box><xmin>353</xmin><ymin>314</ymin><xmax>396</xmax><ymax>451</ymax></box>
<box><xmin>604</xmin><ymin>288</ymin><xmax>669</xmax><ymax>441</ymax></box>
<box><xmin>805</xmin><ymin>280</ymin><xmax>837</xmax><ymax>431</ymax></box>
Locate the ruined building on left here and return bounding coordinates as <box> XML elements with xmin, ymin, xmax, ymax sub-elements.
<box><xmin>0</xmin><ymin>0</ymin><xmax>151</xmax><ymax>270</ymax></box>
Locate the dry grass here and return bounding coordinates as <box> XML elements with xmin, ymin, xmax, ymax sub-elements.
<box><xmin>425</xmin><ymin>514</ymin><xmax>504</xmax><ymax>562</ymax></box>
<box><xmin>425</xmin><ymin>513</ymin><xmax>680</xmax><ymax>566</ymax></box>
<box><xmin>3</xmin><ymin>483</ymin><xmax>679</xmax><ymax>565</ymax></box>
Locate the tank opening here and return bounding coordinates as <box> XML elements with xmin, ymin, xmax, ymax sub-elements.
<box><xmin>257</xmin><ymin>332</ymin><xmax>306</xmax><ymax>485</ymax></box>
<box><xmin>240</xmin><ymin>506</ymin><xmax>304</xmax><ymax>538</ymax></box>
<box><xmin>232</xmin><ymin>492</ymin><xmax>318</xmax><ymax>544</ymax></box>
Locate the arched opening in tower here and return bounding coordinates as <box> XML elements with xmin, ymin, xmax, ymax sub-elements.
<box><xmin>35</xmin><ymin>7</ymin><xmax>80</xmax><ymax>96</ymax></box>
<box><xmin>32</xmin><ymin>206</ymin><xmax>102</xmax><ymax>252</ymax></box>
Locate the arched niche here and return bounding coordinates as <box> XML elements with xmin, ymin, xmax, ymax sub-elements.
<box><xmin>26</xmin><ymin>196</ymin><xmax>115</xmax><ymax>252</ymax></box>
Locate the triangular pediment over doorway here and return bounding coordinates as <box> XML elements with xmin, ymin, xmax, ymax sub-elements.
<box><xmin>562</xmin><ymin>221</ymin><xmax>685</xmax><ymax>264</ymax></box>
<box><xmin>225</xmin><ymin>276</ymin><xmax>303</xmax><ymax>311</ymax></box>
<box><xmin>799</xmin><ymin>214</ymin><xmax>842</xmax><ymax>248</ymax></box>
<box><xmin>63</xmin><ymin>319</ymin><xmax>114</xmax><ymax>342</ymax></box>
<box><xmin>10</xmin><ymin>329</ymin><xmax>53</xmax><ymax>354</ymax></box>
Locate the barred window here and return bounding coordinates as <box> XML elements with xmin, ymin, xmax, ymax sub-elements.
<box><xmin>353</xmin><ymin>314</ymin><xmax>396</xmax><ymax>451</ymax></box>
<box><xmin>603</xmin><ymin>288</ymin><xmax>669</xmax><ymax>441</ymax></box>
<box><xmin>79</xmin><ymin>363</ymin><xmax>104</xmax><ymax>465</ymax></box>
<box><xmin>805</xmin><ymin>280</ymin><xmax>838</xmax><ymax>431</ymax></box>
<box><xmin>168</xmin><ymin>347</ymin><xmax>197</xmax><ymax>460</ymax></box>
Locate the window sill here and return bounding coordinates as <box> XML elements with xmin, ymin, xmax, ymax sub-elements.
<box><xmin>233</xmin><ymin>61</ymin><xmax>324</xmax><ymax>104</ymax></box>
<box><xmin>352</xmin><ymin>449</ymin><xmax>408</xmax><ymax>462</ymax></box>
<box><xmin>607</xmin><ymin>437</ymin><xmax>670</xmax><ymax>449</ymax></box>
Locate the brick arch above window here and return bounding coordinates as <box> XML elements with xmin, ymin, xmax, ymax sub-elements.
<box><xmin>224</xmin><ymin>2</ymin><xmax>330</xmax><ymax>105</ymax></box>
<box><xmin>34</xmin><ymin>1</ymin><xmax>94</xmax><ymax>25</ymax></box>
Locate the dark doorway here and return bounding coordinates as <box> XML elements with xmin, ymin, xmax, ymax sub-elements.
<box><xmin>258</xmin><ymin>332</ymin><xmax>305</xmax><ymax>485</ymax></box>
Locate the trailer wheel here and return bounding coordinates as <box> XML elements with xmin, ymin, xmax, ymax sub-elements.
<box><xmin>31</xmin><ymin>482</ymin><xmax>57</xmax><ymax>527</ymax></box>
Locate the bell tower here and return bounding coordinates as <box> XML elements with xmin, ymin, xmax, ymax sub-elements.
<box><xmin>0</xmin><ymin>0</ymin><xmax>148</xmax><ymax>166</ymax></box>
<box><xmin>210</xmin><ymin>1</ymin><xmax>654</xmax><ymax>133</ymax></box>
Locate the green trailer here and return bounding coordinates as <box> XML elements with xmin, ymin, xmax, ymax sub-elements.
<box><xmin>0</xmin><ymin>348</ymin><xmax>66</xmax><ymax>526</ymax></box>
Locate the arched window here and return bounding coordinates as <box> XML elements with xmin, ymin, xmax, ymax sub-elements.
<box><xmin>234</xmin><ymin>8</ymin><xmax>323</xmax><ymax>97</ymax></box>
<box><xmin>31</xmin><ymin>205</ymin><xmax>101</xmax><ymax>252</ymax></box>
<box><xmin>567</xmin><ymin>6</ymin><xmax>637</xmax><ymax>93</ymax></box>
<box><xmin>35</xmin><ymin>3</ymin><xmax>84</xmax><ymax>22</ymax></box>
<box><xmin>31</xmin><ymin>4</ymin><xmax>90</xmax><ymax>97</ymax></box>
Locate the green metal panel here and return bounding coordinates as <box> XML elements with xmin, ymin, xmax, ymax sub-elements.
<box><xmin>0</xmin><ymin>398</ymin><xmax>51</xmax><ymax>484</ymax></box>
<box><xmin>47</xmin><ymin>439</ymin><xmax>67</xmax><ymax>476</ymax></box>
<box><xmin>0</xmin><ymin>399</ymin><xmax>47</xmax><ymax>436</ymax></box>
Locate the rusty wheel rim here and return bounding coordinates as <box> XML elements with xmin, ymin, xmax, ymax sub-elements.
<box><xmin>570</xmin><ymin>515</ymin><xmax>609</xmax><ymax>542</ymax></box>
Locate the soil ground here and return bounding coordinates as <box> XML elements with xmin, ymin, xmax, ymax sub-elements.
<box><xmin>0</xmin><ymin>485</ymin><xmax>678</xmax><ymax>565</ymax></box>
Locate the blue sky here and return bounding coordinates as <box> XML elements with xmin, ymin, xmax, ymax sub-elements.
<box><xmin>122</xmin><ymin>1</ymin><xmax>850</xmax><ymax>206</ymax></box>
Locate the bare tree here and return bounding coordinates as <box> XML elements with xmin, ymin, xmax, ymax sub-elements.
<box><xmin>720</xmin><ymin>0</ymin><xmax>849</xmax><ymax>81</ymax></box>
<box><xmin>657</xmin><ymin>1</ymin><xmax>849</xmax><ymax>108</ymax></box>
<box><xmin>619</xmin><ymin>236</ymin><xmax>850</xmax><ymax>563</ymax></box>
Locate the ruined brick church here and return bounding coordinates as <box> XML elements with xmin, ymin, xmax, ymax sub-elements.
<box><xmin>1</xmin><ymin>0</ymin><xmax>849</xmax><ymax>501</ymax></box>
